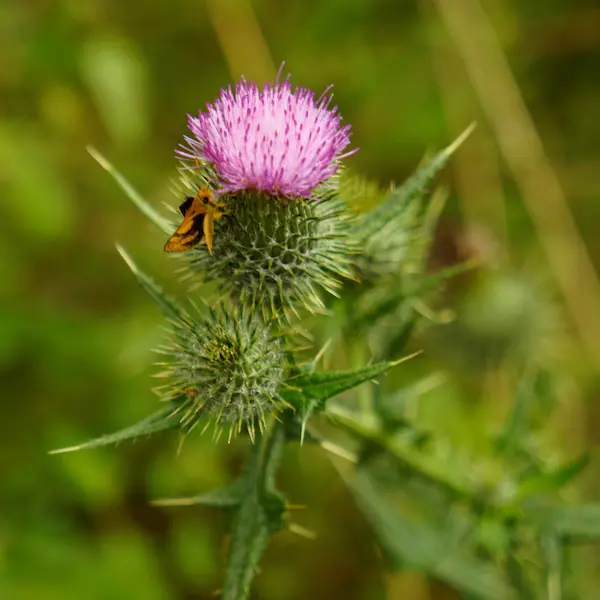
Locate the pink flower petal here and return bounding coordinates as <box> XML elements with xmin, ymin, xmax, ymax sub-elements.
<box><xmin>179</xmin><ymin>73</ymin><xmax>356</xmax><ymax>198</ymax></box>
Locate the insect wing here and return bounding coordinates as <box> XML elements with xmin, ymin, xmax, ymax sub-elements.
<box><xmin>178</xmin><ymin>196</ymin><xmax>195</xmax><ymax>216</ymax></box>
<box><xmin>164</xmin><ymin>201</ymin><xmax>207</xmax><ymax>252</ymax></box>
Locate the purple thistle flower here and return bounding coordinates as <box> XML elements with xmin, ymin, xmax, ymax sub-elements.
<box><xmin>179</xmin><ymin>70</ymin><xmax>357</xmax><ymax>198</ymax></box>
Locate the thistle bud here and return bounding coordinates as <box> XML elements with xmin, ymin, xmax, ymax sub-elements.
<box><xmin>158</xmin><ymin>304</ymin><xmax>285</xmax><ymax>440</ymax></box>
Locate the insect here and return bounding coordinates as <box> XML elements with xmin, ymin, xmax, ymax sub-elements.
<box><xmin>164</xmin><ymin>188</ymin><xmax>226</xmax><ymax>255</ymax></box>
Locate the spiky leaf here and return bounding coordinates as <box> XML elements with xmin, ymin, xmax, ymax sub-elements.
<box><xmin>117</xmin><ymin>245</ymin><xmax>187</xmax><ymax>321</ymax></box>
<box><xmin>221</xmin><ymin>426</ymin><xmax>287</xmax><ymax>600</ymax></box>
<box><xmin>353</xmin><ymin>123</ymin><xmax>475</xmax><ymax>276</ymax></box>
<box><xmin>49</xmin><ymin>405</ymin><xmax>180</xmax><ymax>454</ymax></box>
<box><xmin>346</xmin><ymin>470</ymin><xmax>515</xmax><ymax>600</ymax></box>
<box><xmin>329</xmin><ymin>404</ymin><xmax>479</xmax><ymax>505</ymax></box>
<box><xmin>281</xmin><ymin>353</ymin><xmax>420</xmax><ymax>431</ymax></box>
<box><xmin>154</xmin><ymin>425</ymin><xmax>287</xmax><ymax>600</ymax></box>
<box><xmin>153</xmin><ymin>482</ymin><xmax>248</xmax><ymax>509</ymax></box>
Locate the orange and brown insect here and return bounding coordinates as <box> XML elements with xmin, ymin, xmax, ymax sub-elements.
<box><xmin>164</xmin><ymin>188</ymin><xmax>226</xmax><ymax>255</ymax></box>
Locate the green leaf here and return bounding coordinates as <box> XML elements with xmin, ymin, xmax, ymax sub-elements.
<box><xmin>328</xmin><ymin>404</ymin><xmax>488</xmax><ymax>509</ymax></box>
<box><xmin>356</xmin><ymin>123</ymin><xmax>476</xmax><ymax>246</ymax></box>
<box><xmin>282</xmin><ymin>353</ymin><xmax>420</xmax><ymax>413</ymax></box>
<box><xmin>156</xmin><ymin>424</ymin><xmax>287</xmax><ymax>600</ymax></box>
<box><xmin>535</xmin><ymin>505</ymin><xmax>600</xmax><ymax>542</ymax></box>
<box><xmin>87</xmin><ymin>145</ymin><xmax>173</xmax><ymax>233</ymax></box>
<box><xmin>117</xmin><ymin>245</ymin><xmax>188</xmax><ymax>322</ymax></box>
<box><xmin>81</xmin><ymin>37</ymin><xmax>149</xmax><ymax>147</ymax></box>
<box><xmin>345</xmin><ymin>470</ymin><xmax>514</xmax><ymax>600</ymax></box>
<box><xmin>550</xmin><ymin>453</ymin><xmax>592</xmax><ymax>487</ymax></box>
<box><xmin>222</xmin><ymin>425</ymin><xmax>287</xmax><ymax>600</ymax></box>
<box><xmin>49</xmin><ymin>405</ymin><xmax>180</xmax><ymax>454</ymax></box>
<box><xmin>282</xmin><ymin>362</ymin><xmax>390</xmax><ymax>410</ymax></box>
<box><xmin>281</xmin><ymin>353</ymin><xmax>420</xmax><ymax>441</ymax></box>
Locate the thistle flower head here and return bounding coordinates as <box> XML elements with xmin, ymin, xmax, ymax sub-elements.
<box><xmin>172</xmin><ymin>70</ymin><xmax>358</xmax><ymax>318</ymax></box>
<box><xmin>159</xmin><ymin>304</ymin><xmax>285</xmax><ymax>441</ymax></box>
<box><xmin>180</xmin><ymin>69</ymin><xmax>356</xmax><ymax>198</ymax></box>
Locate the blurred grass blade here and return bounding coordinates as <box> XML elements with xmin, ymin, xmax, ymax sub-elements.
<box><xmin>117</xmin><ymin>245</ymin><xmax>187</xmax><ymax>322</ymax></box>
<box><xmin>49</xmin><ymin>405</ymin><xmax>179</xmax><ymax>454</ymax></box>
<box><xmin>81</xmin><ymin>36</ymin><xmax>149</xmax><ymax>147</ymax></box>
<box><xmin>345</xmin><ymin>470</ymin><xmax>514</xmax><ymax>600</ymax></box>
<box><xmin>375</xmin><ymin>372</ymin><xmax>446</xmax><ymax>422</ymax></box>
<box><xmin>87</xmin><ymin>145</ymin><xmax>172</xmax><ymax>233</ymax></box>
<box><xmin>542</xmin><ymin>534</ymin><xmax>563</xmax><ymax>600</ymax></box>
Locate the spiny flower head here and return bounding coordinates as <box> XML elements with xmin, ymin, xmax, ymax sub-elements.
<box><xmin>157</xmin><ymin>303</ymin><xmax>285</xmax><ymax>441</ymax></box>
<box><xmin>180</xmin><ymin>69</ymin><xmax>356</xmax><ymax>198</ymax></box>
<box><xmin>183</xmin><ymin>184</ymin><xmax>354</xmax><ymax>318</ymax></box>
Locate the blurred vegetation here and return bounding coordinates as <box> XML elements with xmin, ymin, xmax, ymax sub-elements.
<box><xmin>2</xmin><ymin>0</ymin><xmax>600</xmax><ymax>598</ymax></box>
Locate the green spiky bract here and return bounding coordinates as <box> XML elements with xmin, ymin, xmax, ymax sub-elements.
<box><xmin>183</xmin><ymin>187</ymin><xmax>354</xmax><ymax>319</ymax></box>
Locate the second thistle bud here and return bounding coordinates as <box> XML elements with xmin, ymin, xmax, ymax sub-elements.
<box><xmin>159</xmin><ymin>304</ymin><xmax>285</xmax><ymax>440</ymax></box>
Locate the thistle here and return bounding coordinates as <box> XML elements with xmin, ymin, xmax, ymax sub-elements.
<box><xmin>157</xmin><ymin>302</ymin><xmax>284</xmax><ymax>441</ymax></box>
<box><xmin>176</xmin><ymin>70</ymin><xmax>358</xmax><ymax>317</ymax></box>
<box><xmin>55</xmin><ymin>67</ymin><xmax>562</xmax><ymax>600</ymax></box>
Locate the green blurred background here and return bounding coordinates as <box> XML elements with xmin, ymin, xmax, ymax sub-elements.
<box><xmin>2</xmin><ymin>0</ymin><xmax>600</xmax><ymax>598</ymax></box>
